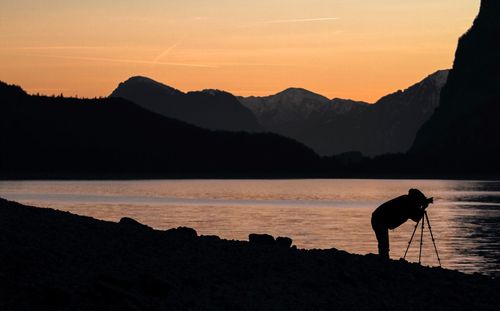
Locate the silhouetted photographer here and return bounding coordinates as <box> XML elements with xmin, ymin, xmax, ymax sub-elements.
<box><xmin>371</xmin><ymin>189</ymin><xmax>433</xmax><ymax>259</ymax></box>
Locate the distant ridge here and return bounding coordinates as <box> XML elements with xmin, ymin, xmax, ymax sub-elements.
<box><xmin>110</xmin><ymin>76</ymin><xmax>261</xmax><ymax>132</ymax></box>
<box><xmin>0</xmin><ymin>81</ymin><xmax>318</xmax><ymax>178</ymax></box>
<box><xmin>239</xmin><ymin>70</ymin><xmax>449</xmax><ymax>156</ymax></box>
<box><xmin>238</xmin><ymin>88</ymin><xmax>367</xmax><ymax>125</ymax></box>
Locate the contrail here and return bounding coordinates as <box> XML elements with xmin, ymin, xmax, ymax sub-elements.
<box><xmin>37</xmin><ymin>54</ymin><xmax>217</xmax><ymax>68</ymax></box>
<box><xmin>152</xmin><ymin>42</ymin><xmax>179</xmax><ymax>64</ymax></box>
<box><xmin>264</xmin><ymin>17</ymin><xmax>339</xmax><ymax>24</ymax></box>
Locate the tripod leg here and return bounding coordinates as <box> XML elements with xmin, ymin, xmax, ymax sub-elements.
<box><xmin>403</xmin><ymin>218</ymin><xmax>421</xmax><ymax>260</ymax></box>
<box><xmin>418</xmin><ymin>215</ymin><xmax>425</xmax><ymax>265</ymax></box>
<box><xmin>424</xmin><ymin>211</ymin><xmax>442</xmax><ymax>267</ymax></box>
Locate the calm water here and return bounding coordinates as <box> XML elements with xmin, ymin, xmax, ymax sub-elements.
<box><xmin>1</xmin><ymin>179</ymin><xmax>499</xmax><ymax>276</ymax></box>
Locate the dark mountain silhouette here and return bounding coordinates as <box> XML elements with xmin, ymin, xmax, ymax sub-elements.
<box><xmin>110</xmin><ymin>76</ymin><xmax>261</xmax><ymax>132</ymax></box>
<box><xmin>240</xmin><ymin>70</ymin><xmax>448</xmax><ymax>156</ymax></box>
<box><xmin>3</xmin><ymin>1</ymin><xmax>497</xmax><ymax>179</ymax></box>
<box><xmin>239</xmin><ymin>88</ymin><xmax>368</xmax><ymax>126</ymax></box>
<box><xmin>409</xmin><ymin>0</ymin><xmax>500</xmax><ymax>173</ymax></box>
<box><xmin>0</xmin><ymin>81</ymin><xmax>319</xmax><ymax>179</ymax></box>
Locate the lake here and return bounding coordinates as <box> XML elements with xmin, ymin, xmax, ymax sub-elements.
<box><xmin>1</xmin><ymin>179</ymin><xmax>499</xmax><ymax>276</ymax></box>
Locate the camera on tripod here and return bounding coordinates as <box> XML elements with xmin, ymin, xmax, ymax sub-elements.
<box><xmin>403</xmin><ymin>196</ymin><xmax>441</xmax><ymax>267</ymax></box>
<box><xmin>422</xmin><ymin>197</ymin><xmax>434</xmax><ymax>209</ymax></box>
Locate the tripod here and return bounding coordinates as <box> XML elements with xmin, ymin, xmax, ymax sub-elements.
<box><xmin>402</xmin><ymin>211</ymin><xmax>441</xmax><ymax>267</ymax></box>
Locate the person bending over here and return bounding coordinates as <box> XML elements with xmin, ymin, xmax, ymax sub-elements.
<box><xmin>371</xmin><ymin>189</ymin><xmax>433</xmax><ymax>259</ymax></box>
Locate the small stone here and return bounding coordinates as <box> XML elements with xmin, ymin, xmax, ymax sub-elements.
<box><xmin>164</xmin><ymin>227</ymin><xmax>198</xmax><ymax>240</ymax></box>
<box><xmin>249</xmin><ymin>233</ymin><xmax>275</xmax><ymax>246</ymax></box>
<box><xmin>276</xmin><ymin>236</ymin><xmax>293</xmax><ymax>248</ymax></box>
<box><xmin>118</xmin><ymin>217</ymin><xmax>152</xmax><ymax>231</ymax></box>
<box><xmin>201</xmin><ymin>235</ymin><xmax>221</xmax><ymax>242</ymax></box>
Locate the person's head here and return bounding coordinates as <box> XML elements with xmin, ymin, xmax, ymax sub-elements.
<box><xmin>408</xmin><ymin>188</ymin><xmax>433</xmax><ymax>208</ymax></box>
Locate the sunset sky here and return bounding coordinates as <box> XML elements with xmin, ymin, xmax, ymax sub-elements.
<box><xmin>0</xmin><ymin>0</ymin><xmax>480</xmax><ymax>102</ymax></box>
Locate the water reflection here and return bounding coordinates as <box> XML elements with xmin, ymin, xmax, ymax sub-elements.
<box><xmin>0</xmin><ymin>179</ymin><xmax>499</xmax><ymax>276</ymax></box>
<box><xmin>451</xmin><ymin>204</ymin><xmax>500</xmax><ymax>276</ymax></box>
<box><xmin>440</xmin><ymin>181</ymin><xmax>500</xmax><ymax>276</ymax></box>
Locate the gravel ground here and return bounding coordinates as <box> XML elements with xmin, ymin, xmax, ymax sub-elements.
<box><xmin>0</xmin><ymin>198</ymin><xmax>498</xmax><ymax>311</ymax></box>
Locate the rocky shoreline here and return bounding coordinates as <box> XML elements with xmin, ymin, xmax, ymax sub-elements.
<box><xmin>0</xmin><ymin>197</ymin><xmax>498</xmax><ymax>310</ymax></box>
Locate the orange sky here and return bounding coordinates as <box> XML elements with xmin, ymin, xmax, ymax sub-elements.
<box><xmin>0</xmin><ymin>1</ymin><xmax>480</xmax><ymax>102</ymax></box>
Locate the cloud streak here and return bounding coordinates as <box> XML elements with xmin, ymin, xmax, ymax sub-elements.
<box><xmin>0</xmin><ymin>46</ymin><xmax>163</xmax><ymax>55</ymax></box>
<box><xmin>35</xmin><ymin>54</ymin><xmax>217</xmax><ymax>68</ymax></box>
<box><xmin>1</xmin><ymin>46</ymin><xmax>126</xmax><ymax>51</ymax></box>
<box><xmin>263</xmin><ymin>17</ymin><xmax>339</xmax><ymax>24</ymax></box>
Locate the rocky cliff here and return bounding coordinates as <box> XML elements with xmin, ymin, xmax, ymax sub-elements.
<box><xmin>410</xmin><ymin>1</ymin><xmax>500</xmax><ymax>172</ymax></box>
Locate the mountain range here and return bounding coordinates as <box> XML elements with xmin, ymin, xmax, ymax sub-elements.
<box><xmin>110</xmin><ymin>76</ymin><xmax>261</xmax><ymax>132</ymax></box>
<box><xmin>110</xmin><ymin>70</ymin><xmax>448</xmax><ymax>157</ymax></box>
<box><xmin>239</xmin><ymin>70</ymin><xmax>449</xmax><ymax>156</ymax></box>
<box><xmin>1</xmin><ymin>0</ymin><xmax>498</xmax><ymax>177</ymax></box>
<box><xmin>0</xmin><ymin>81</ymin><xmax>318</xmax><ymax>178</ymax></box>
<box><xmin>238</xmin><ymin>88</ymin><xmax>368</xmax><ymax>125</ymax></box>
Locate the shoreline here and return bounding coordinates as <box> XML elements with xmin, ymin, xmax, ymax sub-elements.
<box><xmin>2</xmin><ymin>175</ymin><xmax>500</xmax><ymax>181</ymax></box>
<box><xmin>1</xmin><ymin>197</ymin><xmax>499</xmax><ymax>310</ymax></box>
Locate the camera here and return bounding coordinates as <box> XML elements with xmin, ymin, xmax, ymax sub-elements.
<box><xmin>423</xmin><ymin>197</ymin><xmax>434</xmax><ymax>209</ymax></box>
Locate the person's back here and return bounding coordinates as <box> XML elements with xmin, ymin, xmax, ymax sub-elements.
<box><xmin>371</xmin><ymin>189</ymin><xmax>431</xmax><ymax>259</ymax></box>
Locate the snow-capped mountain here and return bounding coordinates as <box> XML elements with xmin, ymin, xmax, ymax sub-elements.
<box><xmin>239</xmin><ymin>88</ymin><xmax>368</xmax><ymax>126</ymax></box>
